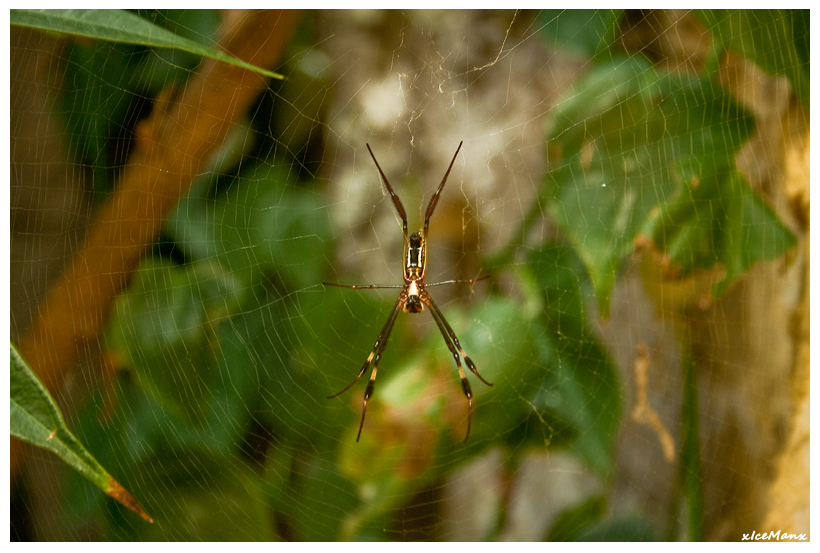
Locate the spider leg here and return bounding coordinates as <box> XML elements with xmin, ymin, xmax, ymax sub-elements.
<box><xmin>425</xmin><ymin>301</ymin><xmax>473</xmax><ymax>442</ymax></box>
<box><xmin>423</xmin><ymin>293</ymin><xmax>489</xmax><ymax>442</ymax></box>
<box><xmin>323</xmin><ymin>282</ymin><xmax>404</xmax><ymax>290</ymax></box>
<box><xmin>367</xmin><ymin>144</ymin><xmax>409</xmax><ymax>240</ymax></box>
<box><xmin>328</xmin><ymin>294</ymin><xmax>403</xmax><ymax>441</ymax></box>
<box><xmin>426</xmin><ymin>295</ymin><xmax>493</xmax><ymax>387</ymax></box>
<box><xmin>423</xmin><ymin>141</ymin><xmax>463</xmax><ymax>238</ymax></box>
<box><xmin>424</xmin><ymin>275</ymin><xmax>490</xmax><ymax>288</ymax></box>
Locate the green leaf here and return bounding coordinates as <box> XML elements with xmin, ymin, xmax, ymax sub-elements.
<box><xmin>537</xmin><ymin>10</ymin><xmax>625</xmax><ymax>60</ymax></box>
<box><xmin>545</xmin><ymin>495</ymin><xmax>607</xmax><ymax>541</ymax></box>
<box><xmin>697</xmin><ymin>9</ymin><xmax>809</xmax><ymax>106</ymax></box>
<box><xmin>167</xmin><ymin>163</ymin><xmax>333</xmax><ymax>291</ymax></box>
<box><xmin>10</xmin><ymin>9</ymin><xmax>282</xmax><ymax>80</ymax></box>
<box><xmin>457</xmin><ymin>296</ymin><xmax>549</xmax><ymax>443</ymax></box>
<box><xmin>10</xmin><ymin>343</ymin><xmax>153</xmax><ymax>523</ymax></box>
<box><xmin>527</xmin><ymin>243</ymin><xmax>622</xmax><ymax>476</ymax></box>
<box><xmin>131</xmin><ymin>9</ymin><xmax>224</xmax><ymax>92</ymax></box>
<box><xmin>544</xmin><ymin>56</ymin><xmax>795</xmax><ymax>314</ymax></box>
<box><xmin>105</xmin><ymin>258</ymin><xmax>246</xmax><ymax>426</ymax></box>
<box><xmin>55</xmin><ymin>10</ymin><xmax>224</xmax><ymax>198</ymax></box>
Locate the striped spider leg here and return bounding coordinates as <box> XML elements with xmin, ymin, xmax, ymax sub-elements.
<box><xmin>324</xmin><ymin>141</ymin><xmax>492</xmax><ymax>442</ymax></box>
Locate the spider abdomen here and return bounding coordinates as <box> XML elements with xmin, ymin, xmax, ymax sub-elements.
<box><xmin>404</xmin><ymin>280</ymin><xmax>425</xmax><ymax>313</ymax></box>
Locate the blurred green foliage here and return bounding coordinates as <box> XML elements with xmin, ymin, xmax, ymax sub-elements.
<box><xmin>697</xmin><ymin>10</ymin><xmax>810</xmax><ymax>106</ymax></box>
<box><xmin>537</xmin><ymin>9</ymin><xmax>624</xmax><ymax>60</ymax></box>
<box><xmin>54</xmin><ymin>9</ymin><xmax>223</xmax><ymax>198</ymax></box>
<box><xmin>544</xmin><ymin>55</ymin><xmax>795</xmax><ymax>314</ymax></box>
<box><xmin>34</xmin><ymin>9</ymin><xmax>802</xmax><ymax>541</ymax></box>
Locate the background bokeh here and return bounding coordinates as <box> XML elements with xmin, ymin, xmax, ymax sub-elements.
<box><xmin>10</xmin><ymin>9</ymin><xmax>809</xmax><ymax>541</ymax></box>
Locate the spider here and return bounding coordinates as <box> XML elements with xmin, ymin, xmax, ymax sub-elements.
<box><xmin>324</xmin><ymin>141</ymin><xmax>492</xmax><ymax>443</ymax></box>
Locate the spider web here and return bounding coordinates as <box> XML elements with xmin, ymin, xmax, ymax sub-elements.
<box><xmin>9</xmin><ymin>10</ymin><xmax>809</xmax><ymax>541</ymax></box>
